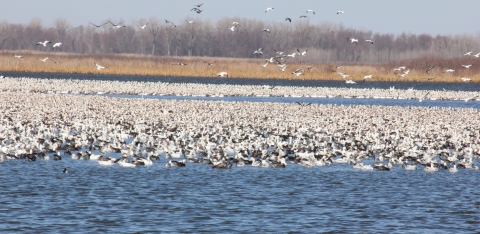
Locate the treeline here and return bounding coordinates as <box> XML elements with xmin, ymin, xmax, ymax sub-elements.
<box><xmin>1</xmin><ymin>17</ymin><xmax>479</xmax><ymax>63</ymax></box>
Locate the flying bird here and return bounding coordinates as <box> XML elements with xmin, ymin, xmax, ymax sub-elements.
<box><xmin>36</xmin><ymin>41</ymin><xmax>51</xmax><ymax>46</ymax></box>
<box><xmin>204</xmin><ymin>61</ymin><xmax>216</xmax><ymax>66</ymax></box>
<box><xmin>461</xmin><ymin>77</ymin><xmax>471</xmax><ymax>82</ymax></box>
<box><xmin>94</xmin><ymin>62</ymin><xmax>105</xmax><ymax>70</ymax></box>
<box><xmin>89</xmin><ymin>22</ymin><xmax>107</xmax><ymax>28</ymax></box>
<box><xmin>363</xmin><ymin>75</ymin><xmax>373</xmax><ymax>81</ymax></box>
<box><xmin>265</xmin><ymin>7</ymin><xmax>274</xmax><ymax>13</ymax></box>
<box><xmin>217</xmin><ymin>72</ymin><xmax>228</xmax><ymax>77</ymax></box>
<box><xmin>464</xmin><ymin>51</ymin><xmax>473</xmax><ymax>56</ymax></box>
<box><xmin>444</xmin><ymin>68</ymin><xmax>455</xmax><ymax>72</ymax></box>
<box><xmin>137</xmin><ymin>23</ymin><xmax>148</xmax><ymax>29</ymax></box>
<box><xmin>347</xmin><ymin>38</ymin><xmax>358</xmax><ymax>44</ymax></box>
<box><xmin>299</xmin><ymin>15</ymin><xmax>308</xmax><ymax>18</ymax></box>
<box><xmin>107</xmin><ymin>20</ymin><xmax>126</xmax><ymax>29</ymax></box>
<box><xmin>194</xmin><ymin>3</ymin><xmax>203</xmax><ymax>7</ymax></box>
<box><xmin>365</xmin><ymin>40</ymin><xmax>374</xmax><ymax>44</ymax></box>
<box><xmin>426</xmin><ymin>66</ymin><xmax>435</xmax><ymax>73</ymax></box>
<box><xmin>462</xmin><ymin>64</ymin><xmax>473</xmax><ymax>68</ymax></box>
<box><xmin>296</xmin><ymin>102</ymin><xmax>312</xmax><ymax>107</ymax></box>
<box><xmin>297</xmin><ymin>49</ymin><xmax>307</xmax><ymax>56</ymax></box>
<box><xmin>306</xmin><ymin>10</ymin><xmax>315</xmax><ymax>14</ymax></box>
<box><xmin>52</xmin><ymin>42</ymin><xmax>62</xmax><ymax>48</ymax></box>
<box><xmin>253</xmin><ymin>48</ymin><xmax>264</xmax><ymax>55</ymax></box>
<box><xmin>38</xmin><ymin>57</ymin><xmax>49</xmax><ymax>62</ymax></box>
<box><xmin>172</xmin><ymin>62</ymin><xmax>187</xmax><ymax>66</ymax></box>
<box><xmin>50</xmin><ymin>59</ymin><xmax>61</xmax><ymax>65</ymax></box>
<box><xmin>14</xmin><ymin>54</ymin><xmax>23</xmax><ymax>58</ymax></box>
<box><xmin>337</xmin><ymin>11</ymin><xmax>345</xmax><ymax>14</ymax></box>
<box><xmin>285</xmin><ymin>17</ymin><xmax>292</xmax><ymax>22</ymax></box>
<box><xmin>263</xmin><ymin>28</ymin><xmax>271</xmax><ymax>34</ymax></box>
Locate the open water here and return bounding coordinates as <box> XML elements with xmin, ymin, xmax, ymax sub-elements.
<box><xmin>0</xmin><ymin>72</ymin><xmax>479</xmax><ymax>233</ymax></box>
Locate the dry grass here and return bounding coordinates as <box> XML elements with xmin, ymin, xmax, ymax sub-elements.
<box><xmin>1</xmin><ymin>50</ymin><xmax>479</xmax><ymax>82</ymax></box>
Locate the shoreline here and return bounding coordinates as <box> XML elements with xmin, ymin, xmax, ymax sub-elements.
<box><xmin>1</xmin><ymin>50</ymin><xmax>478</xmax><ymax>83</ymax></box>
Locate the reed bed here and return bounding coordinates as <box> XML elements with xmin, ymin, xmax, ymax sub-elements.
<box><xmin>1</xmin><ymin>51</ymin><xmax>479</xmax><ymax>82</ymax></box>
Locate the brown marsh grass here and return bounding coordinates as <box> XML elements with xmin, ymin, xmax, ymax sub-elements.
<box><xmin>1</xmin><ymin>50</ymin><xmax>479</xmax><ymax>82</ymax></box>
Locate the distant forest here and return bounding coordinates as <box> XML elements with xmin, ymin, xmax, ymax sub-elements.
<box><xmin>1</xmin><ymin>17</ymin><xmax>479</xmax><ymax>63</ymax></box>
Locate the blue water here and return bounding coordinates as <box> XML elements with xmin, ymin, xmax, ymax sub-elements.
<box><xmin>1</xmin><ymin>72</ymin><xmax>479</xmax><ymax>232</ymax></box>
<box><xmin>1</xmin><ymin>157</ymin><xmax>479</xmax><ymax>233</ymax></box>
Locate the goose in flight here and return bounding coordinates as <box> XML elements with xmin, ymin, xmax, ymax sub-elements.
<box><xmin>263</xmin><ymin>28</ymin><xmax>271</xmax><ymax>34</ymax></box>
<box><xmin>337</xmin><ymin>11</ymin><xmax>345</xmax><ymax>14</ymax></box>
<box><xmin>203</xmin><ymin>61</ymin><xmax>216</xmax><ymax>66</ymax></box>
<box><xmin>50</xmin><ymin>58</ymin><xmax>61</xmax><ymax>65</ymax></box>
<box><xmin>462</xmin><ymin>64</ymin><xmax>473</xmax><ymax>68</ymax></box>
<box><xmin>253</xmin><ymin>48</ymin><xmax>263</xmax><ymax>55</ymax></box>
<box><xmin>164</xmin><ymin>19</ymin><xmax>171</xmax><ymax>24</ymax></box>
<box><xmin>345</xmin><ymin>80</ymin><xmax>356</xmax><ymax>84</ymax></box>
<box><xmin>172</xmin><ymin>62</ymin><xmax>187</xmax><ymax>66</ymax></box>
<box><xmin>13</xmin><ymin>54</ymin><xmax>23</xmax><ymax>58</ymax></box>
<box><xmin>365</xmin><ymin>39</ymin><xmax>374</xmax><ymax>44</ymax></box>
<box><xmin>195</xmin><ymin>3</ymin><xmax>203</xmax><ymax>7</ymax></box>
<box><xmin>94</xmin><ymin>62</ymin><xmax>105</xmax><ymax>70</ymax></box>
<box><xmin>262</xmin><ymin>62</ymin><xmax>269</xmax><ymax>68</ymax></box>
<box><xmin>36</xmin><ymin>41</ymin><xmax>51</xmax><ymax>46</ymax></box>
<box><xmin>464</xmin><ymin>51</ymin><xmax>473</xmax><ymax>56</ymax></box>
<box><xmin>232</xmin><ymin>22</ymin><xmax>239</xmax><ymax>26</ymax></box>
<box><xmin>217</xmin><ymin>72</ymin><xmax>228</xmax><ymax>77</ymax></box>
<box><xmin>418</xmin><ymin>92</ymin><xmax>430</xmax><ymax>102</ymax></box>
<box><xmin>38</xmin><ymin>57</ymin><xmax>49</xmax><ymax>62</ymax></box>
<box><xmin>307</xmin><ymin>65</ymin><xmax>315</xmax><ymax>71</ymax></box>
<box><xmin>306</xmin><ymin>10</ymin><xmax>315</xmax><ymax>14</ymax></box>
<box><xmin>297</xmin><ymin>49</ymin><xmax>307</xmax><ymax>56</ymax></box>
<box><xmin>461</xmin><ymin>77</ymin><xmax>471</xmax><ymax>82</ymax></box>
<box><xmin>299</xmin><ymin>15</ymin><xmax>308</xmax><ymax>18</ymax></box>
<box><xmin>265</xmin><ymin>7</ymin><xmax>274</xmax><ymax>13</ymax></box>
<box><xmin>137</xmin><ymin>23</ymin><xmax>148</xmax><ymax>29</ymax></box>
<box><xmin>107</xmin><ymin>20</ymin><xmax>126</xmax><ymax>29</ymax></box>
<box><xmin>426</xmin><ymin>65</ymin><xmax>434</xmax><ymax>73</ymax></box>
<box><xmin>279</xmin><ymin>65</ymin><xmax>288</xmax><ymax>71</ymax></box>
<box><xmin>473</xmin><ymin>53</ymin><xmax>480</xmax><ymax>58</ymax></box>
<box><xmin>296</xmin><ymin>102</ymin><xmax>312</xmax><ymax>107</ymax></box>
<box><xmin>337</xmin><ymin>72</ymin><xmax>349</xmax><ymax>79</ymax></box>
<box><xmin>52</xmin><ymin>42</ymin><xmax>62</xmax><ymax>48</ymax></box>
<box><xmin>287</xmin><ymin>52</ymin><xmax>298</xmax><ymax>57</ymax></box>
<box><xmin>89</xmin><ymin>22</ymin><xmax>107</xmax><ymax>28</ymax></box>
<box><xmin>186</xmin><ymin>20</ymin><xmax>194</xmax><ymax>24</ymax></box>
<box><xmin>393</xmin><ymin>66</ymin><xmax>407</xmax><ymax>72</ymax></box>
<box><xmin>347</xmin><ymin>38</ymin><xmax>358</xmax><ymax>44</ymax></box>
<box><xmin>292</xmin><ymin>68</ymin><xmax>304</xmax><ymax>76</ymax></box>
<box><xmin>285</xmin><ymin>17</ymin><xmax>292</xmax><ymax>22</ymax></box>
<box><xmin>191</xmin><ymin>8</ymin><xmax>203</xmax><ymax>14</ymax></box>
<box><xmin>444</xmin><ymin>68</ymin><xmax>455</xmax><ymax>72</ymax></box>
<box><xmin>229</xmin><ymin>26</ymin><xmax>237</xmax><ymax>31</ymax></box>
<box><xmin>363</xmin><ymin>75</ymin><xmax>373</xmax><ymax>81</ymax></box>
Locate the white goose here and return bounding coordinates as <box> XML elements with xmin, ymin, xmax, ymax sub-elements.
<box><xmin>137</xmin><ymin>23</ymin><xmax>148</xmax><ymax>29</ymax></box>
<box><xmin>217</xmin><ymin>72</ymin><xmax>228</xmax><ymax>77</ymax></box>
<box><xmin>95</xmin><ymin>62</ymin><xmax>106</xmax><ymax>70</ymax></box>
<box><xmin>265</xmin><ymin>7</ymin><xmax>274</xmax><ymax>13</ymax></box>
<box><xmin>36</xmin><ymin>41</ymin><xmax>51</xmax><ymax>46</ymax></box>
<box><xmin>52</xmin><ymin>42</ymin><xmax>62</xmax><ymax>48</ymax></box>
<box><xmin>347</xmin><ymin>38</ymin><xmax>358</xmax><ymax>44</ymax></box>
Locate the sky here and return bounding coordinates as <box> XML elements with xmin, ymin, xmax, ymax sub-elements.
<box><xmin>1</xmin><ymin>0</ymin><xmax>479</xmax><ymax>36</ymax></box>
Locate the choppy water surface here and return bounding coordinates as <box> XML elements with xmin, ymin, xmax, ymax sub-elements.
<box><xmin>1</xmin><ymin>72</ymin><xmax>479</xmax><ymax>232</ymax></box>
<box><xmin>1</xmin><ymin>158</ymin><xmax>479</xmax><ymax>233</ymax></box>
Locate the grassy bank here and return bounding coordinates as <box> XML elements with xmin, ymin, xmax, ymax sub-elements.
<box><xmin>1</xmin><ymin>50</ymin><xmax>478</xmax><ymax>82</ymax></box>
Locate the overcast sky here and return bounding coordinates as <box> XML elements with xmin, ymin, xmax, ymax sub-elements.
<box><xmin>2</xmin><ymin>0</ymin><xmax>479</xmax><ymax>36</ymax></box>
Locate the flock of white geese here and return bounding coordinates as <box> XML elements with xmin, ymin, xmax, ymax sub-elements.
<box><xmin>0</xmin><ymin>76</ymin><xmax>479</xmax><ymax>101</ymax></box>
<box><xmin>0</xmin><ymin>77</ymin><xmax>478</xmax><ymax>173</ymax></box>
